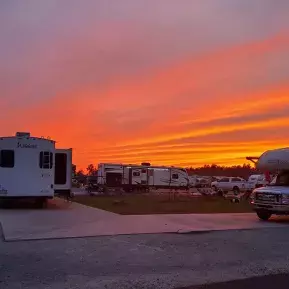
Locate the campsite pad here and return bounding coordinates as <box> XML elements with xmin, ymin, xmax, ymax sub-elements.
<box><xmin>1</xmin><ymin>198</ymin><xmax>289</xmax><ymax>241</ymax></box>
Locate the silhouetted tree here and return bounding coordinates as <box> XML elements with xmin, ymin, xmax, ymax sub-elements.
<box><xmin>76</xmin><ymin>169</ymin><xmax>85</xmax><ymax>177</ymax></box>
<box><xmin>86</xmin><ymin>164</ymin><xmax>97</xmax><ymax>176</ymax></box>
<box><xmin>186</xmin><ymin>163</ymin><xmax>257</xmax><ymax>179</ymax></box>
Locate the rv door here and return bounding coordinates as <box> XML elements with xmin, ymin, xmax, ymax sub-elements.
<box><xmin>54</xmin><ymin>148</ymin><xmax>72</xmax><ymax>194</ymax></box>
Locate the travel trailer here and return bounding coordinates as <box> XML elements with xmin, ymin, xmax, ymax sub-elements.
<box><xmin>97</xmin><ymin>163</ymin><xmax>189</xmax><ymax>191</ymax></box>
<box><xmin>0</xmin><ymin>132</ymin><xmax>72</xmax><ymax>206</ymax></box>
<box><xmin>97</xmin><ymin>163</ymin><xmax>124</xmax><ymax>189</ymax></box>
<box><xmin>250</xmin><ymin>148</ymin><xmax>289</xmax><ymax>220</ymax></box>
<box><xmin>122</xmin><ymin>165</ymin><xmax>189</xmax><ymax>191</ymax></box>
<box><xmin>247</xmin><ymin>174</ymin><xmax>269</xmax><ymax>189</ymax></box>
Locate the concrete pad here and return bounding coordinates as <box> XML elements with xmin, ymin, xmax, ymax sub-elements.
<box><xmin>0</xmin><ymin>198</ymin><xmax>118</xmax><ymax>241</ymax></box>
<box><xmin>1</xmin><ymin>198</ymin><xmax>289</xmax><ymax>241</ymax></box>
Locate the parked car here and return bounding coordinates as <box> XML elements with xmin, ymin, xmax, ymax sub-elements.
<box><xmin>211</xmin><ymin>177</ymin><xmax>249</xmax><ymax>194</ymax></box>
<box><xmin>195</xmin><ymin>177</ymin><xmax>210</xmax><ymax>188</ymax></box>
<box><xmin>188</xmin><ymin>175</ymin><xmax>198</xmax><ymax>187</ymax></box>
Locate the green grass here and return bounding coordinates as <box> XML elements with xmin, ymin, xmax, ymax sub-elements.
<box><xmin>73</xmin><ymin>194</ymin><xmax>253</xmax><ymax>215</ymax></box>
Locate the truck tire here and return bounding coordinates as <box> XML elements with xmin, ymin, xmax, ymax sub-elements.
<box><xmin>256</xmin><ymin>211</ymin><xmax>272</xmax><ymax>221</ymax></box>
<box><xmin>233</xmin><ymin>186</ymin><xmax>240</xmax><ymax>195</ymax></box>
<box><xmin>212</xmin><ymin>186</ymin><xmax>217</xmax><ymax>191</ymax></box>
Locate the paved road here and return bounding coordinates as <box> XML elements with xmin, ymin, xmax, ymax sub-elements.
<box><xmin>1</xmin><ymin>227</ymin><xmax>289</xmax><ymax>289</ymax></box>
<box><xmin>178</xmin><ymin>274</ymin><xmax>289</xmax><ymax>289</ymax></box>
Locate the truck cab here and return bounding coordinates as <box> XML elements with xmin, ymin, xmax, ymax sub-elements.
<box><xmin>251</xmin><ymin>148</ymin><xmax>289</xmax><ymax>221</ymax></box>
<box><xmin>252</xmin><ymin>170</ymin><xmax>289</xmax><ymax>220</ymax></box>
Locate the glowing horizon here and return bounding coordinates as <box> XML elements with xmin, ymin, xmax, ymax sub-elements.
<box><xmin>1</xmin><ymin>1</ymin><xmax>288</xmax><ymax>171</ymax></box>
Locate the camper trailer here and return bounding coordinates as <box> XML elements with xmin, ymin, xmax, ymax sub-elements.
<box><xmin>122</xmin><ymin>165</ymin><xmax>189</xmax><ymax>191</ymax></box>
<box><xmin>96</xmin><ymin>163</ymin><xmax>189</xmax><ymax>192</ymax></box>
<box><xmin>251</xmin><ymin>148</ymin><xmax>289</xmax><ymax>220</ymax></box>
<box><xmin>0</xmin><ymin>132</ymin><xmax>72</xmax><ymax>206</ymax></box>
<box><xmin>97</xmin><ymin>163</ymin><xmax>124</xmax><ymax>190</ymax></box>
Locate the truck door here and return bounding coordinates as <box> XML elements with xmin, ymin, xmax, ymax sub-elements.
<box><xmin>54</xmin><ymin>148</ymin><xmax>72</xmax><ymax>194</ymax></box>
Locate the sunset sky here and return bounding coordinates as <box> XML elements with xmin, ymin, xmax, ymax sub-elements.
<box><xmin>1</xmin><ymin>0</ymin><xmax>289</xmax><ymax>170</ymax></box>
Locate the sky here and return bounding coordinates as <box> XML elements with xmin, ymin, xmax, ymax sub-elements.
<box><xmin>1</xmin><ymin>0</ymin><xmax>289</xmax><ymax>170</ymax></box>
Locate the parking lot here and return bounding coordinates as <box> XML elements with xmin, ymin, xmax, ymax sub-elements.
<box><xmin>2</xmin><ymin>198</ymin><xmax>289</xmax><ymax>288</ymax></box>
<box><xmin>2</xmin><ymin>225</ymin><xmax>289</xmax><ymax>289</ymax></box>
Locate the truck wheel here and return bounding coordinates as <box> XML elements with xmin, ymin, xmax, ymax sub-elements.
<box><xmin>233</xmin><ymin>186</ymin><xmax>240</xmax><ymax>195</ymax></box>
<box><xmin>256</xmin><ymin>211</ymin><xmax>272</xmax><ymax>221</ymax></box>
<box><xmin>212</xmin><ymin>186</ymin><xmax>217</xmax><ymax>191</ymax></box>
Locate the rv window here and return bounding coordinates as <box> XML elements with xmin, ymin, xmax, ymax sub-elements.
<box><xmin>0</xmin><ymin>150</ymin><xmax>15</xmax><ymax>168</ymax></box>
<box><xmin>39</xmin><ymin>151</ymin><xmax>53</xmax><ymax>169</ymax></box>
<box><xmin>133</xmin><ymin>171</ymin><xmax>140</xmax><ymax>177</ymax></box>
<box><xmin>172</xmin><ymin>173</ymin><xmax>179</xmax><ymax>179</ymax></box>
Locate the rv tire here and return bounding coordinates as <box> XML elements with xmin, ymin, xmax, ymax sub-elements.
<box><xmin>0</xmin><ymin>199</ymin><xmax>6</xmax><ymax>208</ymax></box>
<box><xmin>35</xmin><ymin>198</ymin><xmax>47</xmax><ymax>208</ymax></box>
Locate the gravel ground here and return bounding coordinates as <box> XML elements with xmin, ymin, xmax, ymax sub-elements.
<box><xmin>1</xmin><ymin>228</ymin><xmax>289</xmax><ymax>289</ymax></box>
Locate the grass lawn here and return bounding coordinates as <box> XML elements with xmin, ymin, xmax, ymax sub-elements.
<box><xmin>73</xmin><ymin>194</ymin><xmax>253</xmax><ymax>215</ymax></box>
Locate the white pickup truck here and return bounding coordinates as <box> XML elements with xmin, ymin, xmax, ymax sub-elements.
<box><xmin>211</xmin><ymin>177</ymin><xmax>250</xmax><ymax>194</ymax></box>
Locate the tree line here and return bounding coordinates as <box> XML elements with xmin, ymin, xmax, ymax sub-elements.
<box><xmin>187</xmin><ymin>164</ymin><xmax>257</xmax><ymax>179</ymax></box>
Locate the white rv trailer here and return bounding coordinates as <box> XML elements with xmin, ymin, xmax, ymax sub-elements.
<box><xmin>123</xmin><ymin>165</ymin><xmax>189</xmax><ymax>190</ymax></box>
<box><xmin>97</xmin><ymin>162</ymin><xmax>189</xmax><ymax>191</ymax></box>
<box><xmin>0</xmin><ymin>132</ymin><xmax>72</xmax><ymax>206</ymax></box>
<box><xmin>96</xmin><ymin>163</ymin><xmax>124</xmax><ymax>189</ymax></box>
<box><xmin>250</xmin><ymin>148</ymin><xmax>289</xmax><ymax>220</ymax></box>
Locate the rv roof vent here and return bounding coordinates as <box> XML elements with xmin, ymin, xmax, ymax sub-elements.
<box><xmin>141</xmin><ymin>162</ymin><xmax>151</xmax><ymax>166</ymax></box>
<box><xmin>16</xmin><ymin>132</ymin><xmax>31</xmax><ymax>137</ymax></box>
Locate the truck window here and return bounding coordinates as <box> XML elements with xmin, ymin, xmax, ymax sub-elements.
<box><xmin>274</xmin><ymin>171</ymin><xmax>289</xmax><ymax>186</ymax></box>
<box><xmin>0</xmin><ymin>150</ymin><xmax>15</xmax><ymax>168</ymax></box>
<box><xmin>39</xmin><ymin>151</ymin><xmax>53</xmax><ymax>169</ymax></box>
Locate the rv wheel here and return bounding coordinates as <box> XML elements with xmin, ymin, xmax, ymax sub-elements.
<box><xmin>0</xmin><ymin>199</ymin><xmax>5</xmax><ymax>208</ymax></box>
<box><xmin>35</xmin><ymin>198</ymin><xmax>47</xmax><ymax>208</ymax></box>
